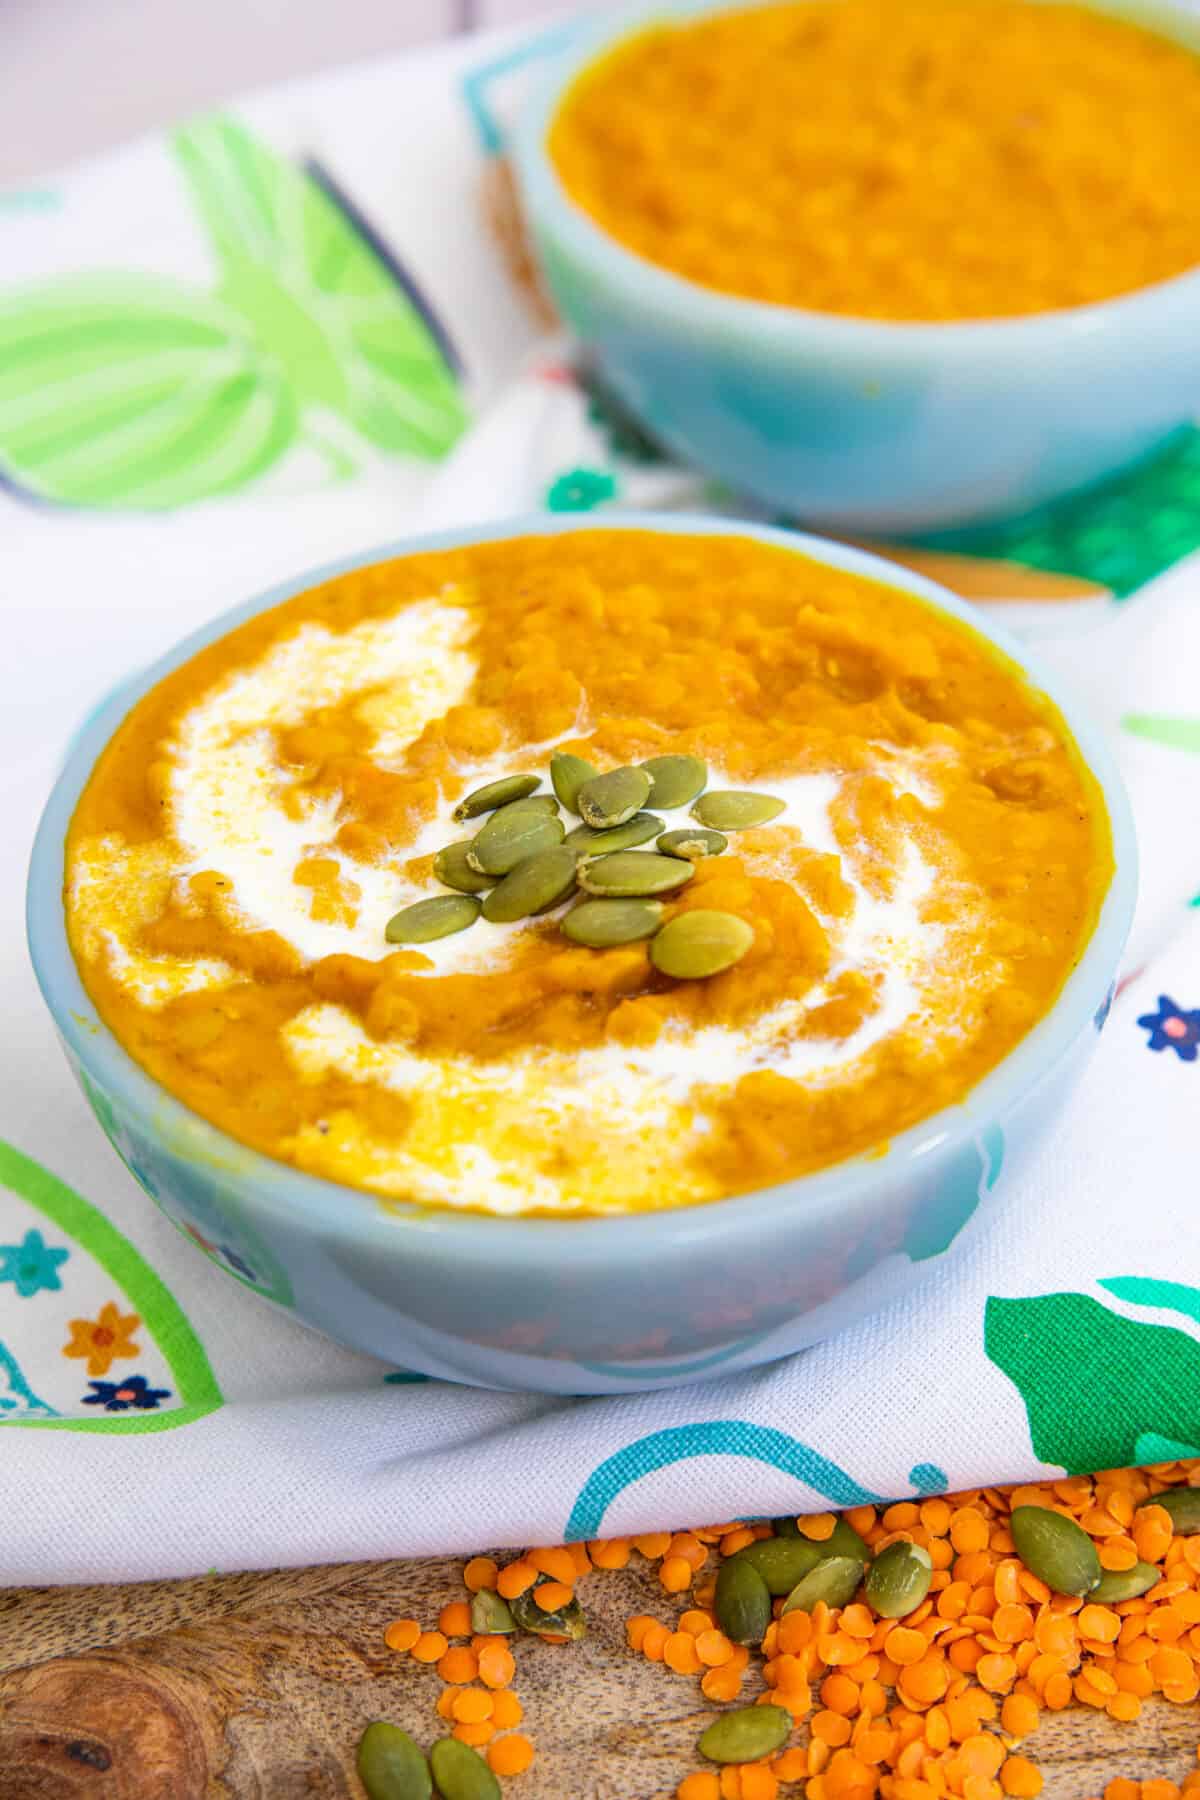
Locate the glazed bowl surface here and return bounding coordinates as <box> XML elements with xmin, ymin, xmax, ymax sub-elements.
<box><xmin>511</xmin><ymin>0</ymin><xmax>1200</xmax><ymax>532</ymax></box>
<box><xmin>28</xmin><ymin>513</ymin><xmax>1137</xmax><ymax>1393</ymax></box>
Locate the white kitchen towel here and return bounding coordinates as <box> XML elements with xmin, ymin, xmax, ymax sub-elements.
<box><xmin>2</xmin><ymin>31</ymin><xmax>1199</xmax><ymax>1584</ymax></box>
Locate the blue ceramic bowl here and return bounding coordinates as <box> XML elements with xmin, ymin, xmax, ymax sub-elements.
<box><xmin>511</xmin><ymin>0</ymin><xmax>1200</xmax><ymax>533</ymax></box>
<box><xmin>28</xmin><ymin>516</ymin><xmax>1136</xmax><ymax>1394</ymax></box>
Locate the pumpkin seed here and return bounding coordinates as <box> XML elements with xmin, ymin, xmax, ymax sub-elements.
<box><xmin>469</xmin><ymin>1588</ymin><xmax>516</xmax><ymax>1634</ymax></box>
<box><xmin>565</xmin><ymin>813</ymin><xmax>664</xmax><ymax>856</ymax></box>
<box><xmin>429</xmin><ymin>1737</ymin><xmax>501</xmax><ymax>1800</ymax></box>
<box><xmin>650</xmin><ymin>910</ymin><xmax>754</xmax><ymax>979</ymax></box>
<box><xmin>657</xmin><ymin>827</ymin><xmax>728</xmax><ymax>861</ymax></box>
<box><xmin>577</xmin><ymin>851</ymin><xmax>694</xmax><ymax>898</ymax></box>
<box><xmin>822</xmin><ymin>1517</ymin><xmax>875</xmax><ymax>1564</ymax></box>
<box><xmin>576</xmin><ymin>765</ymin><xmax>652</xmax><ymax>829</ymax></box>
<box><xmin>501</xmin><ymin>794</ymin><xmax>560</xmax><ymax>816</ymax></box>
<box><xmin>385</xmin><ymin>894</ymin><xmax>480</xmax><ymax>944</ymax></box>
<box><xmin>482</xmin><ymin>846</ymin><xmax>578</xmax><ymax>922</ymax></box>
<box><xmin>692</xmin><ymin>790</ymin><xmax>786</xmax><ymax>831</ymax></box>
<box><xmin>714</xmin><ymin>1555</ymin><xmax>772</xmax><ymax>1645</ymax></box>
<box><xmin>781</xmin><ymin>1556</ymin><xmax>865</xmax><ymax>1614</ymax></box>
<box><xmin>562</xmin><ymin>897</ymin><xmax>664</xmax><ymax>948</ymax></box>
<box><xmin>508</xmin><ymin>1587</ymin><xmax>587</xmax><ymax>1640</ymax></box>
<box><xmin>550</xmin><ymin>751</ymin><xmax>598</xmax><ymax>814</ymax></box>
<box><xmin>1090</xmin><ymin>1561</ymin><xmax>1161</xmax><ymax>1604</ymax></box>
<box><xmin>452</xmin><ymin>774</ymin><xmax>540</xmax><ymax>821</ymax></box>
<box><xmin>1138</xmin><ymin>1487</ymin><xmax>1200</xmax><ymax>1535</ymax></box>
<box><xmin>865</xmin><ymin>1540</ymin><xmax>933</xmax><ymax>1619</ymax></box>
<box><xmin>357</xmin><ymin>1722</ymin><xmax>432</xmax><ymax>1800</ymax></box>
<box><xmin>467</xmin><ymin>808</ymin><xmax>565</xmax><ymax>876</ymax></box>
<box><xmin>733</xmin><ymin>1535</ymin><xmax>824</xmax><ymax>1595</ymax></box>
<box><xmin>1011</xmin><ymin>1505</ymin><xmax>1102</xmax><ymax>1596</ymax></box>
<box><xmin>641</xmin><ymin>753</ymin><xmax>707</xmax><ymax>809</ymax></box>
<box><xmin>434</xmin><ymin>841</ymin><xmax>496</xmax><ymax>895</ymax></box>
<box><xmin>698</xmin><ymin>1704</ymin><xmax>791</xmax><ymax>1766</ymax></box>
<box><xmin>772</xmin><ymin>1516</ymin><xmax>802</xmax><ymax>1537</ymax></box>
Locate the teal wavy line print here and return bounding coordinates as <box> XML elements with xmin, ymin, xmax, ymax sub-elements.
<box><xmin>0</xmin><ymin>116</ymin><xmax>466</xmax><ymax>511</ymax></box>
<box><xmin>1100</xmin><ymin>1277</ymin><xmax>1200</xmax><ymax>1328</ymax></box>
<box><xmin>1121</xmin><ymin>714</ymin><xmax>1200</xmax><ymax>753</ymax></box>
<box><xmin>565</xmin><ymin>1422</ymin><xmax>891</xmax><ymax>1540</ymax></box>
<box><xmin>910</xmin><ymin>1463</ymin><xmax>950</xmax><ymax>1495</ymax></box>
<box><xmin>0</xmin><ymin>1340</ymin><xmax>57</xmax><ymax>1419</ymax></box>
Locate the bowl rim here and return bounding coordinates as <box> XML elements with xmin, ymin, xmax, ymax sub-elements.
<box><xmin>28</xmin><ymin>512</ymin><xmax>1138</xmax><ymax>1267</ymax></box>
<box><xmin>510</xmin><ymin>0</ymin><xmax>1200</xmax><ymax>354</ymax></box>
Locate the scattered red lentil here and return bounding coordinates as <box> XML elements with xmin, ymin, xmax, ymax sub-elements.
<box><xmin>488</xmin><ymin>1732</ymin><xmax>535</xmax><ymax>1776</ymax></box>
<box><xmin>383</xmin><ymin>1616</ymin><xmax>421</xmax><ymax>1653</ymax></box>
<box><xmin>372</xmin><ymin>1461</ymin><xmax>1200</xmax><ymax>1791</ymax></box>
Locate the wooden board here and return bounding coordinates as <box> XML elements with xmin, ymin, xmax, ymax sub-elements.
<box><xmin>0</xmin><ymin>1557</ymin><xmax>1195</xmax><ymax>1797</ymax></box>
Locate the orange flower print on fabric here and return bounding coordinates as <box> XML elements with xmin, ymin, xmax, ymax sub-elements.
<box><xmin>62</xmin><ymin>1301</ymin><xmax>141</xmax><ymax>1376</ymax></box>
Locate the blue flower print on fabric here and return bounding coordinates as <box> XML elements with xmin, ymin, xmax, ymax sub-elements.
<box><xmin>0</xmin><ymin>1228</ymin><xmax>68</xmax><ymax>1297</ymax></box>
<box><xmin>1138</xmin><ymin>994</ymin><xmax>1200</xmax><ymax>1061</ymax></box>
<box><xmin>82</xmin><ymin>1374</ymin><xmax>171</xmax><ymax>1413</ymax></box>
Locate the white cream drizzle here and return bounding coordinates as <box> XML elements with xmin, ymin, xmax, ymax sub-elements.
<box><xmin>70</xmin><ymin>596</ymin><xmax>993</xmax><ymax>1213</ymax></box>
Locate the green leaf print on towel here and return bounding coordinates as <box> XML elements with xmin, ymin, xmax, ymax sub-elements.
<box><xmin>0</xmin><ymin>118</ymin><xmax>466</xmax><ymax>509</ymax></box>
<box><xmin>985</xmin><ymin>1291</ymin><xmax>1200</xmax><ymax>1473</ymax></box>
<box><xmin>1122</xmin><ymin>715</ymin><xmax>1200</xmax><ymax>753</ymax></box>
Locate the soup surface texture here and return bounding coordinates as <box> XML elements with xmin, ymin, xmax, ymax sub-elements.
<box><xmin>66</xmin><ymin>531</ymin><xmax>1110</xmax><ymax>1216</ymax></box>
<box><xmin>547</xmin><ymin>0</ymin><xmax>1200</xmax><ymax>321</ymax></box>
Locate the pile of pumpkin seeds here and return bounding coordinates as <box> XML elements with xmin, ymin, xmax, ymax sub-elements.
<box><xmin>384</xmin><ymin>751</ymin><xmax>787</xmax><ymax>980</ymax></box>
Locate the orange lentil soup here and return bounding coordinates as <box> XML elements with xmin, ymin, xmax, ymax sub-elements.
<box><xmin>65</xmin><ymin>531</ymin><xmax>1110</xmax><ymax>1217</ymax></box>
<box><xmin>546</xmin><ymin>0</ymin><xmax>1200</xmax><ymax>321</ymax></box>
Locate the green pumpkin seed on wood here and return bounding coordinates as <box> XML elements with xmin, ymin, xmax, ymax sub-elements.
<box><xmin>692</xmin><ymin>790</ymin><xmax>786</xmax><ymax>831</ymax></box>
<box><xmin>577</xmin><ymin>851</ymin><xmax>694</xmax><ymax>898</ymax></box>
<box><xmin>357</xmin><ymin>1722</ymin><xmax>432</xmax><ymax>1800</ymax></box>
<box><xmin>452</xmin><ymin>773</ymin><xmax>540</xmax><ymax>821</ymax></box>
<box><xmin>429</xmin><ymin>1737</ymin><xmax>501</xmax><ymax>1800</ymax></box>
<box><xmin>466</xmin><ymin>807</ymin><xmax>564</xmax><ymax>876</ymax></box>
<box><xmin>657</xmin><ymin>826</ymin><xmax>728</xmax><ymax>861</ymax></box>
<box><xmin>698</xmin><ymin>1703</ymin><xmax>790</xmax><ymax>1765</ymax></box>
<box><xmin>576</xmin><ymin>764</ymin><xmax>652</xmax><ymax>829</ymax></box>
<box><xmin>550</xmin><ymin>751</ymin><xmax>598</xmax><ymax>813</ymax></box>
<box><xmin>733</xmin><ymin>1534</ymin><xmax>824</xmax><ymax>1595</ymax></box>
<box><xmin>385</xmin><ymin>894</ymin><xmax>480</xmax><ymax>944</ymax></box>
<box><xmin>562</xmin><ymin>897</ymin><xmax>664</xmax><ymax>947</ymax></box>
<box><xmin>781</xmin><ymin>1555</ymin><xmax>865</xmax><ymax>1614</ymax></box>
<box><xmin>1090</xmin><ymin>1560</ymin><xmax>1161</xmax><ymax>1604</ymax></box>
<box><xmin>508</xmin><ymin>1586</ymin><xmax>587</xmax><ymax>1640</ymax></box>
<box><xmin>641</xmin><ymin>753</ymin><xmax>707</xmax><ymax>809</ymax></box>
<box><xmin>469</xmin><ymin>1588</ymin><xmax>516</xmax><ymax>1634</ymax></box>
<box><xmin>865</xmin><ymin>1540</ymin><xmax>933</xmax><ymax>1619</ymax></box>
<box><xmin>1010</xmin><ymin>1505</ymin><xmax>1101</xmax><ymax>1596</ymax></box>
<box><xmin>565</xmin><ymin>812</ymin><xmax>663</xmax><ymax>856</ymax></box>
<box><xmin>481</xmin><ymin>846</ymin><xmax>577</xmax><ymax>923</ymax></box>
<box><xmin>433</xmin><ymin>841</ymin><xmax>496</xmax><ymax>895</ymax></box>
<box><xmin>651</xmin><ymin>910</ymin><xmax>754</xmax><ymax>979</ymax></box>
<box><xmin>714</xmin><ymin>1554</ymin><xmax>772</xmax><ymax>1645</ymax></box>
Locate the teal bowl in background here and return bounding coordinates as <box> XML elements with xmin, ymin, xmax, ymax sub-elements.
<box><xmin>511</xmin><ymin>0</ymin><xmax>1200</xmax><ymax>534</ymax></box>
<box><xmin>28</xmin><ymin>515</ymin><xmax>1137</xmax><ymax>1393</ymax></box>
